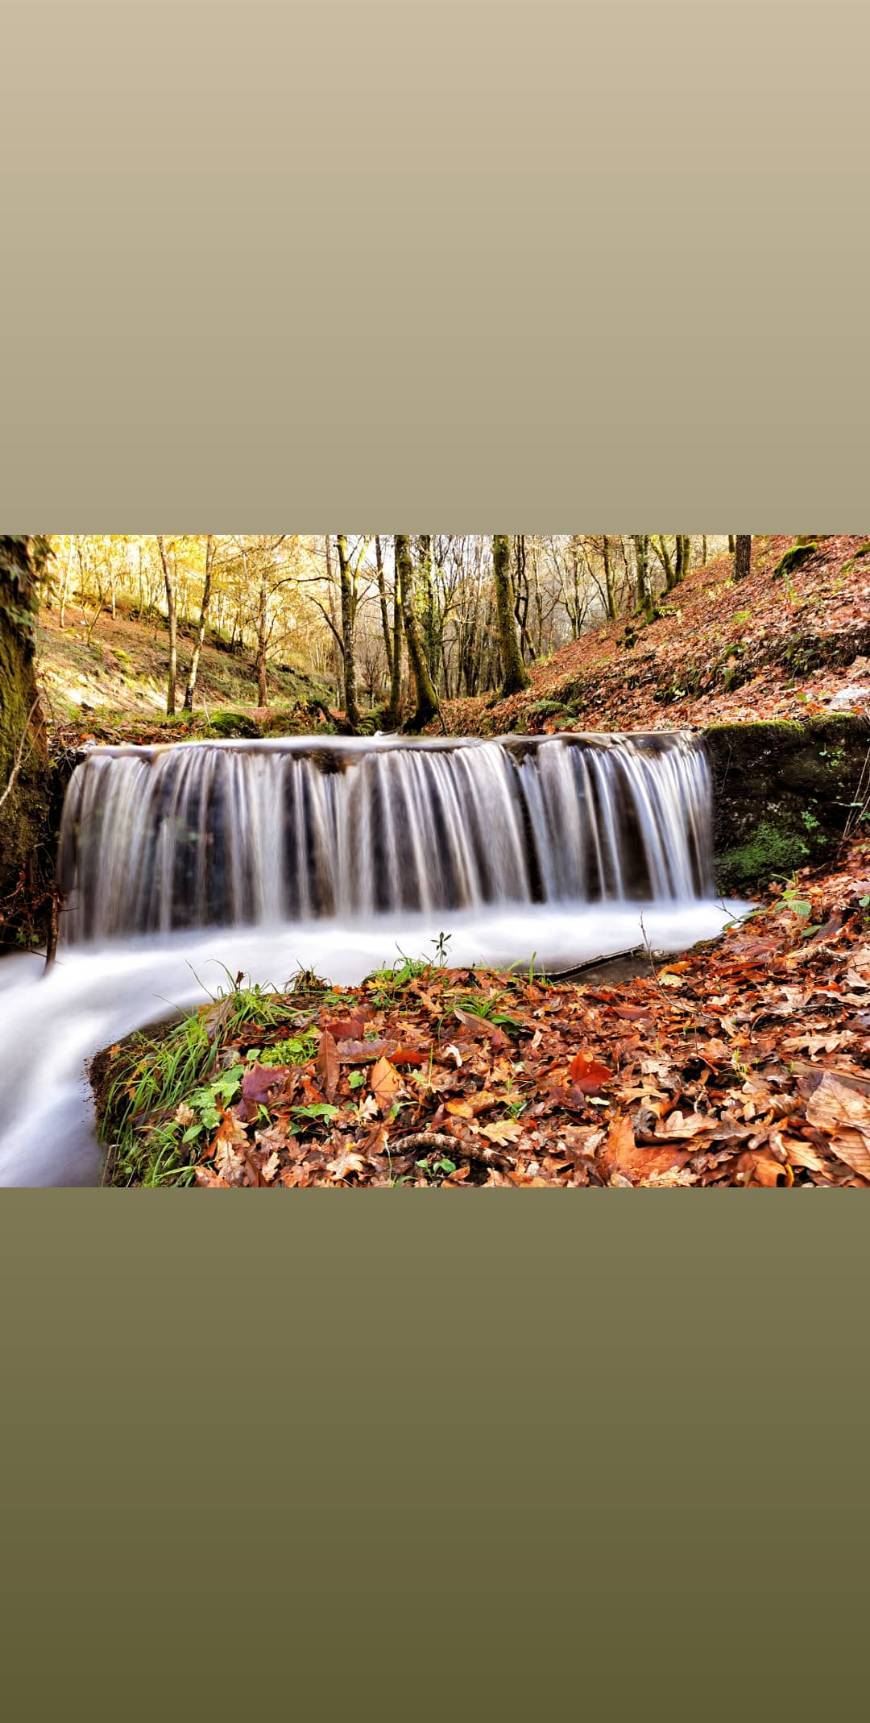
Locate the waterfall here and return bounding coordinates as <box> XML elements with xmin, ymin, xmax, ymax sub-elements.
<box><xmin>57</xmin><ymin>733</ymin><xmax>714</xmax><ymax>942</ymax></box>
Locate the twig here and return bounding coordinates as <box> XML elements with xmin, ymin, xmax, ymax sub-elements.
<box><xmin>0</xmin><ymin>698</ymin><xmax>40</xmax><ymax>815</ymax></box>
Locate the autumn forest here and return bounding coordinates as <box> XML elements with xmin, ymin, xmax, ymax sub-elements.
<box><xmin>0</xmin><ymin>531</ymin><xmax>868</xmax><ymax>1189</ymax></box>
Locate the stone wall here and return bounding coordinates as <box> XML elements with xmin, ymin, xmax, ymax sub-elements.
<box><xmin>705</xmin><ymin>714</ymin><xmax>869</xmax><ymax>893</ymax></box>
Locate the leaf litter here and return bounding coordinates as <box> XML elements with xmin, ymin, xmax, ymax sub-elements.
<box><xmin>103</xmin><ymin>837</ymin><xmax>870</xmax><ymax>1188</ymax></box>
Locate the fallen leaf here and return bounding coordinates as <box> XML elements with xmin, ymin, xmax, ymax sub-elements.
<box><xmin>326</xmin><ymin>1148</ymin><xmax>366</xmax><ymax>1181</ymax></box>
<box><xmin>806</xmin><ymin>1073</ymin><xmax>870</xmax><ymax>1139</ymax></box>
<box><xmin>653</xmin><ymin>1110</ymin><xmax>715</xmax><ymax>1140</ymax></box>
<box><xmin>599</xmin><ymin>1113</ymin><xmax>690</xmax><ymax>1184</ymax></box>
<box><xmin>324</xmin><ymin>1014</ymin><xmax>370</xmax><ymax>1041</ymax></box>
<box><xmin>566</xmin><ymin>1051</ymin><xmax>612</xmax><ymax>1091</ymax></box>
<box><xmin>336</xmin><ymin>1038</ymin><xmax>389</xmax><ymax>1064</ymax></box>
<box><xmin>237</xmin><ymin>1061</ymin><xmax>290</xmax><ymax>1121</ymax></box>
<box><xmin>316</xmin><ymin>1028</ymin><xmax>340</xmax><ymax>1101</ymax></box>
<box><xmin>369</xmin><ymin>1056</ymin><xmax>403</xmax><ymax>1112</ymax></box>
<box><xmin>478</xmin><ymin>1117</ymin><xmax>523</xmax><ymax>1146</ymax></box>
<box><xmin>214</xmin><ymin>1138</ymin><xmax>245</xmax><ymax>1185</ymax></box>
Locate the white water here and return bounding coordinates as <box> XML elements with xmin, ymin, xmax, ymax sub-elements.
<box><xmin>0</xmin><ymin>732</ymin><xmax>743</xmax><ymax>1186</ymax></box>
<box><xmin>58</xmin><ymin>733</ymin><xmax>713</xmax><ymax>937</ymax></box>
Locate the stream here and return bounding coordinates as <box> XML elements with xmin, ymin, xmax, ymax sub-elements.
<box><xmin>0</xmin><ymin>731</ymin><xmax>745</xmax><ymax>1186</ymax></box>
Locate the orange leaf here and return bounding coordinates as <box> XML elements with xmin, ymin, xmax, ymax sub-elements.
<box><xmin>566</xmin><ymin>1051</ymin><xmax>612</xmax><ymax>1092</ymax></box>
<box><xmin>369</xmin><ymin>1055</ymin><xmax>403</xmax><ymax>1112</ymax></box>
<box><xmin>599</xmin><ymin>1112</ymin><xmax>689</xmax><ymax>1185</ymax></box>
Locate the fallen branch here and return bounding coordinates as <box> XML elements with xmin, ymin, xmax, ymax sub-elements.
<box><xmin>542</xmin><ymin>945</ymin><xmax>645</xmax><ymax>980</ymax></box>
<box><xmin>390</xmin><ymin>1130</ymin><xmax>512</xmax><ymax>1167</ymax></box>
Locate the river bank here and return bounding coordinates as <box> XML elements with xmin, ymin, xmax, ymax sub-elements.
<box><xmin>92</xmin><ymin>837</ymin><xmax>870</xmax><ymax>1189</ymax></box>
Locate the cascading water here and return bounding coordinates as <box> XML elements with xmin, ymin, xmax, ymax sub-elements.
<box><xmin>57</xmin><ymin>734</ymin><xmax>713</xmax><ymax>939</ymax></box>
<box><xmin>0</xmin><ymin>731</ymin><xmax>740</xmax><ymax>1187</ymax></box>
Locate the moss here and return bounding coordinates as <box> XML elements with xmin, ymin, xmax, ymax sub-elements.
<box><xmin>705</xmin><ymin>717</ymin><xmax>803</xmax><ymax>737</ymax></box>
<box><xmin>772</xmin><ymin>541</ymin><xmax>819</xmax><ymax>580</ymax></box>
<box><xmin>0</xmin><ymin>537</ymin><xmax>54</xmax><ymax>946</ymax></box>
<box><xmin>718</xmin><ymin>821</ymin><xmax>809</xmax><ymax>891</ymax></box>
<box><xmin>707</xmin><ymin>713</ymin><xmax>869</xmax><ymax>892</ymax></box>
<box><xmin>204</xmin><ymin>709</ymin><xmax>264</xmax><ymax>739</ymax></box>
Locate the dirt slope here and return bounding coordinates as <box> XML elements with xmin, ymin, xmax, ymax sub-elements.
<box><xmin>36</xmin><ymin>601</ymin><xmax>329</xmax><ymax>736</ymax></box>
<box><xmin>439</xmin><ymin>535</ymin><xmax>870</xmax><ymax>737</ymax></box>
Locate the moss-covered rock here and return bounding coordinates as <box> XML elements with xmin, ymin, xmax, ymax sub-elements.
<box><xmin>706</xmin><ymin>714</ymin><xmax>869</xmax><ymax>893</ymax></box>
<box><xmin>772</xmin><ymin>540</ymin><xmax>820</xmax><ymax>580</ymax></box>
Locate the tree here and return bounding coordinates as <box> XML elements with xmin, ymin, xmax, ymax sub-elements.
<box><xmin>633</xmin><ymin>534</ymin><xmax>655</xmax><ymax>622</ymax></box>
<box><xmin>155</xmin><ymin>534</ymin><xmax>178</xmax><ymax>714</ymax></box>
<box><xmin>734</xmin><ymin>535</ymin><xmax>752</xmax><ymax>581</ymax></box>
<box><xmin>374</xmin><ymin>535</ymin><xmax>402</xmax><ymax>727</ymax></box>
<box><xmin>0</xmin><ymin>536</ymin><xmax>51</xmax><ymax>940</ymax></box>
<box><xmin>394</xmin><ymin>535</ymin><xmax>438</xmax><ymax>727</ymax></box>
<box><xmin>183</xmin><ymin>535</ymin><xmax>215</xmax><ymax>711</ymax></box>
<box><xmin>601</xmin><ymin>534</ymin><xmax>616</xmax><ymax>620</ymax></box>
<box><xmin>674</xmin><ymin>535</ymin><xmax>691</xmax><ymax>586</ymax></box>
<box><xmin>416</xmin><ymin>534</ymin><xmax>440</xmax><ymax>681</ymax></box>
<box><xmin>335</xmin><ymin>534</ymin><xmax>360</xmax><ymax>729</ymax></box>
<box><xmin>492</xmin><ymin>535</ymin><xmax>530</xmax><ymax>694</ymax></box>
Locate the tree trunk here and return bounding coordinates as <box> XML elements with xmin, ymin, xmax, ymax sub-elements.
<box><xmin>602</xmin><ymin>534</ymin><xmax>616</xmax><ymax>619</ymax></box>
<box><xmin>256</xmin><ymin>563</ymin><xmax>269</xmax><ymax>707</ymax></box>
<box><xmin>374</xmin><ymin>535</ymin><xmax>392</xmax><ymax>669</ymax></box>
<box><xmin>492</xmin><ymin>535</ymin><xmax>530</xmax><ymax>694</ymax></box>
<box><xmin>728</xmin><ymin>535</ymin><xmax>735</xmax><ymax>554</ymax></box>
<box><xmin>674</xmin><ymin>535</ymin><xmax>691</xmax><ymax>587</ymax></box>
<box><xmin>416</xmin><ymin>534</ymin><xmax>439</xmax><ymax>681</ymax></box>
<box><xmin>155</xmin><ymin>535</ymin><xmax>178</xmax><ymax>715</ymax></box>
<box><xmin>0</xmin><ymin>537</ymin><xmax>51</xmax><ymax>942</ymax></box>
<box><xmin>389</xmin><ymin>569</ymin><xmax>403</xmax><ymax>727</ymax></box>
<box><xmin>374</xmin><ymin>535</ymin><xmax>402</xmax><ymax>727</ymax></box>
<box><xmin>734</xmin><ymin>535</ymin><xmax>752</xmax><ymax>581</ymax></box>
<box><xmin>654</xmin><ymin>535</ymin><xmax>675</xmax><ymax>590</ymax></box>
<box><xmin>395</xmin><ymin>535</ymin><xmax>438</xmax><ymax>728</ymax></box>
<box><xmin>336</xmin><ymin>534</ymin><xmax>360</xmax><ymax>730</ymax></box>
<box><xmin>183</xmin><ymin>535</ymin><xmax>214</xmax><ymax>711</ymax></box>
<box><xmin>633</xmin><ymin>534</ymin><xmax>654</xmax><ymax>622</ymax></box>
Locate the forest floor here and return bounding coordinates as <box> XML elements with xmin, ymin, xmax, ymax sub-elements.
<box><xmin>95</xmin><ymin>835</ymin><xmax>870</xmax><ymax>1189</ymax></box>
<box><xmin>39</xmin><ymin>537</ymin><xmax>870</xmax><ymax>750</ymax></box>
<box><xmin>436</xmin><ymin>535</ymin><xmax>870</xmax><ymax>737</ymax></box>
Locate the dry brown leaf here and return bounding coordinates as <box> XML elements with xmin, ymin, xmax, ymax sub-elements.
<box><xmin>478</xmin><ymin>1117</ymin><xmax>523</xmax><ymax>1146</ymax></box>
<box><xmin>326</xmin><ymin>1148</ymin><xmax>366</xmax><ymax>1181</ymax></box>
<box><xmin>316</xmin><ymin>1028</ymin><xmax>340</xmax><ymax>1101</ymax></box>
<box><xmin>600</xmin><ymin>1112</ymin><xmax>690</xmax><ymax>1184</ymax></box>
<box><xmin>369</xmin><ymin>1055</ymin><xmax>403</xmax><ymax>1112</ymax></box>
<box><xmin>653</xmin><ymin>1110</ymin><xmax>714</xmax><ymax>1140</ymax></box>
<box><xmin>214</xmin><ymin>1139</ymin><xmax>245</xmax><ymax>1185</ymax></box>
<box><xmin>827</xmin><ymin>1133</ymin><xmax>870</xmax><ymax>1182</ymax></box>
<box><xmin>806</xmin><ymin>1073</ymin><xmax>870</xmax><ymax>1142</ymax></box>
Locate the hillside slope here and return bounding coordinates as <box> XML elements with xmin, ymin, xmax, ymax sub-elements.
<box><xmin>440</xmin><ymin>535</ymin><xmax>870</xmax><ymax>736</ymax></box>
<box><xmin>36</xmin><ymin>601</ymin><xmax>332</xmax><ymax>743</ymax></box>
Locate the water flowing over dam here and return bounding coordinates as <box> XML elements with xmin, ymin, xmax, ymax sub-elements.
<box><xmin>0</xmin><ymin>730</ymin><xmax>741</xmax><ymax>1186</ymax></box>
<box><xmin>58</xmin><ymin>733</ymin><xmax>714</xmax><ymax>941</ymax></box>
